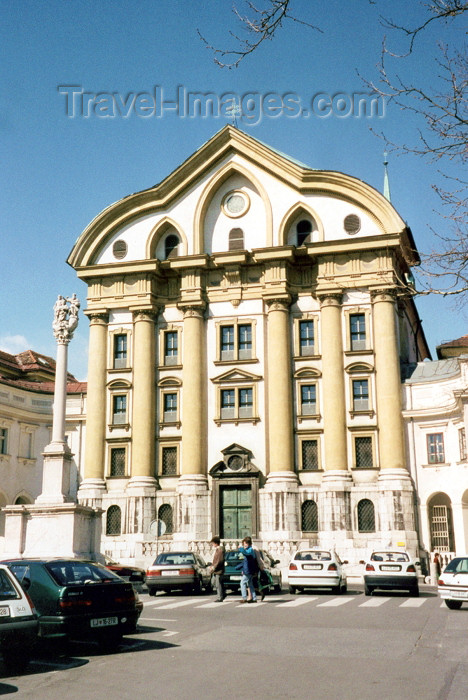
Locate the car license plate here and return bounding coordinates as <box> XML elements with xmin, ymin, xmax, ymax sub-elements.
<box><xmin>90</xmin><ymin>616</ymin><xmax>118</xmax><ymax>628</ymax></box>
<box><xmin>0</xmin><ymin>607</ymin><xmax>10</xmax><ymax>617</ymax></box>
<box><xmin>230</xmin><ymin>575</ymin><xmax>242</xmax><ymax>581</ymax></box>
<box><xmin>162</xmin><ymin>570</ymin><xmax>176</xmax><ymax>576</ymax></box>
<box><xmin>452</xmin><ymin>590</ymin><xmax>468</xmax><ymax>598</ymax></box>
<box><xmin>381</xmin><ymin>565</ymin><xmax>399</xmax><ymax>571</ymax></box>
<box><xmin>303</xmin><ymin>564</ymin><xmax>321</xmax><ymax>570</ymax></box>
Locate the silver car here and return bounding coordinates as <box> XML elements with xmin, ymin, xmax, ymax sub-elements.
<box><xmin>146</xmin><ymin>552</ymin><xmax>212</xmax><ymax>595</ymax></box>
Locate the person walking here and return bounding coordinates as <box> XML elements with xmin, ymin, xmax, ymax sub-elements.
<box><xmin>210</xmin><ymin>536</ymin><xmax>226</xmax><ymax>602</ymax></box>
<box><xmin>238</xmin><ymin>536</ymin><xmax>258</xmax><ymax>603</ymax></box>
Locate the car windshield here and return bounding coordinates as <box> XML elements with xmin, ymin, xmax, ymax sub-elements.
<box><xmin>46</xmin><ymin>561</ymin><xmax>122</xmax><ymax>586</ymax></box>
<box><xmin>444</xmin><ymin>558</ymin><xmax>468</xmax><ymax>574</ymax></box>
<box><xmin>294</xmin><ymin>551</ymin><xmax>331</xmax><ymax>561</ymax></box>
<box><xmin>0</xmin><ymin>569</ymin><xmax>20</xmax><ymax>600</ymax></box>
<box><xmin>371</xmin><ymin>552</ymin><xmax>409</xmax><ymax>562</ymax></box>
<box><xmin>154</xmin><ymin>553</ymin><xmax>195</xmax><ymax>566</ymax></box>
<box><xmin>226</xmin><ymin>552</ymin><xmax>244</xmax><ymax>563</ymax></box>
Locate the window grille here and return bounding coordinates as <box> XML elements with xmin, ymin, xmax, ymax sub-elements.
<box><xmin>106</xmin><ymin>505</ymin><xmax>122</xmax><ymax>535</ymax></box>
<box><xmin>430</xmin><ymin>505</ymin><xmax>451</xmax><ymax>551</ymax></box>
<box><xmin>110</xmin><ymin>448</ymin><xmax>126</xmax><ymax>477</ymax></box>
<box><xmin>355</xmin><ymin>436</ymin><xmax>373</xmax><ymax>468</ymax></box>
<box><xmin>301</xmin><ymin>439</ymin><xmax>318</xmax><ymax>470</ymax></box>
<box><xmin>158</xmin><ymin>504</ymin><xmax>173</xmax><ymax>534</ymax></box>
<box><xmin>357</xmin><ymin>499</ymin><xmax>375</xmax><ymax>532</ymax></box>
<box><xmin>301</xmin><ymin>500</ymin><xmax>318</xmax><ymax>532</ymax></box>
<box><xmin>161</xmin><ymin>446</ymin><xmax>177</xmax><ymax>476</ymax></box>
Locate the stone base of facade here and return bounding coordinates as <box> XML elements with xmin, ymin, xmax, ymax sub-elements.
<box><xmin>260</xmin><ymin>471</ymin><xmax>300</xmax><ymax>540</ymax></box>
<box><xmin>2</xmin><ymin>503</ymin><xmax>102</xmax><ymax>559</ymax></box>
<box><xmin>172</xmin><ymin>474</ymin><xmax>210</xmax><ymax>547</ymax></box>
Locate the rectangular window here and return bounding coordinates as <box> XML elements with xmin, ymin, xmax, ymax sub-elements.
<box><xmin>300</xmin><ymin>384</ymin><xmax>316</xmax><ymax>415</ymax></box>
<box><xmin>220</xmin><ymin>389</ymin><xmax>235</xmax><ymax>419</ymax></box>
<box><xmin>164</xmin><ymin>331</ymin><xmax>178</xmax><ymax>366</ymax></box>
<box><xmin>299</xmin><ymin>320</ymin><xmax>314</xmax><ymax>356</ymax></box>
<box><xmin>301</xmin><ymin>439</ymin><xmax>319</xmax><ymax>470</ymax></box>
<box><xmin>427</xmin><ymin>433</ymin><xmax>445</xmax><ymax>464</ymax></box>
<box><xmin>161</xmin><ymin>446</ymin><xmax>178</xmax><ymax>476</ymax></box>
<box><xmin>163</xmin><ymin>393</ymin><xmax>177</xmax><ymax>423</ymax></box>
<box><xmin>0</xmin><ymin>428</ymin><xmax>8</xmax><ymax>455</ymax></box>
<box><xmin>459</xmin><ymin>427</ymin><xmax>466</xmax><ymax>461</ymax></box>
<box><xmin>110</xmin><ymin>447</ymin><xmax>126</xmax><ymax>476</ymax></box>
<box><xmin>352</xmin><ymin>379</ymin><xmax>369</xmax><ymax>412</ymax></box>
<box><xmin>238</xmin><ymin>388</ymin><xmax>253</xmax><ymax>418</ymax></box>
<box><xmin>238</xmin><ymin>324</ymin><xmax>252</xmax><ymax>360</ymax></box>
<box><xmin>112</xmin><ymin>395</ymin><xmax>127</xmax><ymax>424</ymax></box>
<box><xmin>350</xmin><ymin>313</ymin><xmax>366</xmax><ymax>351</ymax></box>
<box><xmin>19</xmin><ymin>431</ymin><xmax>33</xmax><ymax>459</ymax></box>
<box><xmin>113</xmin><ymin>334</ymin><xmax>127</xmax><ymax>369</ymax></box>
<box><xmin>355</xmin><ymin>436</ymin><xmax>373</xmax><ymax>468</ymax></box>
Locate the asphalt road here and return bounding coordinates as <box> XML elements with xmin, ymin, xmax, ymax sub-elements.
<box><xmin>2</xmin><ymin>584</ymin><xmax>468</xmax><ymax>699</ymax></box>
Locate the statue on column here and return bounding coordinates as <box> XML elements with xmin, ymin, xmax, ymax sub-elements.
<box><xmin>53</xmin><ymin>294</ymin><xmax>80</xmax><ymax>343</ymax></box>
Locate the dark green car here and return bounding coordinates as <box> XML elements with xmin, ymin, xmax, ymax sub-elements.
<box><xmin>3</xmin><ymin>558</ymin><xmax>142</xmax><ymax>650</ymax></box>
<box><xmin>221</xmin><ymin>550</ymin><xmax>282</xmax><ymax>594</ymax></box>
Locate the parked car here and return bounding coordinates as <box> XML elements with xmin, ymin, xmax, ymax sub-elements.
<box><xmin>362</xmin><ymin>550</ymin><xmax>419</xmax><ymax>596</ymax></box>
<box><xmin>146</xmin><ymin>552</ymin><xmax>212</xmax><ymax>595</ymax></box>
<box><xmin>221</xmin><ymin>549</ymin><xmax>282</xmax><ymax>593</ymax></box>
<box><xmin>102</xmin><ymin>556</ymin><xmax>146</xmax><ymax>585</ymax></box>
<box><xmin>438</xmin><ymin>556</ymin><xmax>468</xmax><ymax>609</ymax></box>
<box><xmin>2</xmin><ymin>558</ymin><xmax>142</xmax><ymax>650</ymax></box>
<box><xmin>287</xmin><ymin>549</ymin><xmax>347</xmax><ymax>594</ymax></box>
<box><xmin>0</xmin><ymin>564</ymin><xmax>38</xmax><ymax>672</ymax></box>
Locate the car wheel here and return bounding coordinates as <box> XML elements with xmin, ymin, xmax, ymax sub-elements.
<box><xmin>410</xmin><ymin>586</ymin><xmax>419</xmax><ymax>598</ymax></box>
<box><xmin>2</xmin><ymin>648</ymin><xmax>30</xmax><ymax>672</ymax></box>
<box><xmin>192</xmin><ymin>578</ymin><xmax>203</xmax><ymax>595</ymax></box>
<box><xmin>273</xmin><ymin>583</ymin><xmax>282</xmax><ymax>593</ymax></box>
<box><xmin>288</xmin><ymin>585</ymin><xmax>297</xmax><ymax>595</ymax></box>
<box><xmin>364</xmin><ymin>584</ymin><xmax>373</xmax><ymax>596</ymax></box>
<box><xmin>341</xmin><ymin>583</ymin><xmax>348</xmax><ymax>594</ymax></box>
<box><xmin>148</xmin><ymin>587</ymin><xmax>156</xmax><ymax>597</ymax></box>
<box><xmin>332</xmin><ymin>585</ymin><xmax>342</xmax><ymax>595</ymax></box>
<box><xmin>445</xmin><ymin>599</ymin><xmax>463</xmax><ymax>610</ymax></box>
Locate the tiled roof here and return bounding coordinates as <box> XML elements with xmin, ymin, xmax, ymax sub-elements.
<box><xmin>0</xmin><ymin>348</ymin><xmax>80</xmax><ymax>392</ymax></box>
<box><xmin>438</xmin><ymin>334</ymin><xmax>468</xmax><ymax>349</ymax></box>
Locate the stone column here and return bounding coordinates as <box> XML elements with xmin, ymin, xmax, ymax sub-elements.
<box><xmin>317</xmin><ymin>293</ymin><xmax>352</xmax><ymax>551</ymax></box>
<box><xmin>128</xmin><ymin>309</ymin><xmax>158</xmax><ymax>492</ymax></box>
<box><xmin>261</xmin><ymin>298</ymin><xmax>299</xmax><ymax>540</ymax></box>
<box><xmin>174</xmin><ymin>304</ymin><xmax>209</xmax><ymax>545</ymax></box>
<box><xmin>78</xmin><ymin>312</ymin><xmax>108</xmax><ymax>500</ymax></box>
<box><xmin>372</xmin><ymin>289</ymin><xmax>418</xmax><ymax>552</ymax></box>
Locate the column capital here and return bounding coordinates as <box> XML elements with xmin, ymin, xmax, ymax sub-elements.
<box><xmin>317</xmin><ymin>292</ymin><xmax>343</xmax><ymax>308</ymax></box>
<box><xmin>264</xmin><ymin>297</ymin><xmax>291</xmax><ymax>313</ymax></box>
<box><xmin>132</xmin><ymin>308</ymin><xmax>159</xmax><ymax>323</ymax></box>
<box><xmin>180</xmin><ymin>304</ymin><xmax>206</xmax><ymax>320</ymax></box>
<box><xmin>86</xmin><ymin>311</ymin><xmax>109</xmax><ymax>325</ymax></box>
<box><xmin>371</xmin><ymin>288</ymin><xmax>398</xmax><ymax>304</ymax></box>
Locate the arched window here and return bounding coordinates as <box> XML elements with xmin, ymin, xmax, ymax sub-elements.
<box><xmin>357</xmin><ymin>499</ymin><xmax>375</xmax><ymax>532</ymax></box>
<box><xmin>106</xmin><ymin>505</ymin><xmax>122</xmax><ymax>535</ymax></box>
<box><xmin>301</xmin><ymin>500</ymin><xmax>318</xmax><ymax>532</ymax></box>
<box><xmin>158</xmin><ymin>504</ymin><xmax>173</xmax><ymax>534</ymax></box>
<box><xmin>164</xmin><ymin>234</ymin><xmax>180</xmax><ymax>259</ymax></box>
<box><xmin>15</xmin><ymin>496</ymin><xmax>32</xmax><ymax>505</ymax></box>
<box><xmin>229</xmin><ymin>228</ymin><xmax>244</xmax><ymax>251</ymax></box>
<box><xmin>296</xmin><ymin>220</ymin><xmax>312</xmax><ymax>246</ymax></box>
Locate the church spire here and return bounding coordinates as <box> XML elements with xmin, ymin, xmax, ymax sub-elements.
<box><xmin>383</xmin><ymin>151</ymin><xmax>391</xmax><ymax>202</ymax></box>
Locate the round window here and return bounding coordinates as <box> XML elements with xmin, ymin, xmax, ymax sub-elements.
<box><xmin>344</xmin><ymin>214</ymin><xmax>361</xmax><ymax>235</ymax></box>
<box><xmin>227</xmin><ymin>455</ymin><xmax>243</xmax><ymax>471</ymax></box>
<box><xmin>222</xmin><ymin>191</ymin><xmax>250</xmax><ymax>218</ymax></box>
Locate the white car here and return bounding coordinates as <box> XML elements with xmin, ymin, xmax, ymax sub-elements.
<box><xmin>288</xmin><ymin>549</ymin><xmax>347</xmax><ymax>594</ymax></box>
<box><xmin>363</xmin><ymin>550</ymin><xmax>419</xmax><ymax>596</ymax></box>
<box><xmin>0</xmin><ymin>564</ymin><xmax>38</xmax><ymax>672</ymax></box>
<box><xmin>438</xmin><ymin>556</ymin><xmax>468</xmax><ymax>609</ymax></box>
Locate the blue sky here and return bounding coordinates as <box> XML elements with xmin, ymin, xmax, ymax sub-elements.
<box><xmin>1</xmin><ymin>0</ymin><xmax>465</xmax><ymax>380</ymax></box>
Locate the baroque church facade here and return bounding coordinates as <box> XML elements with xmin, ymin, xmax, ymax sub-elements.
<box><xmin>68</xmin><ymin>126</ymin><xmax>430</xmax><ymax>564</ymax></box>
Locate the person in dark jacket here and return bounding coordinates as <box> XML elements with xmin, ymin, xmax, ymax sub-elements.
<box><xmin>210</xmin><ymin>536</ymin><xmax>226</xmax><ymax>602</ymax></box>
<box><xmin>238</xmin><ymin>536</ymin><xmax>258</xmax><ymax>603</ymax></box>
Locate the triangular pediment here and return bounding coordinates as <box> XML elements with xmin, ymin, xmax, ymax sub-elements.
<box><xmin>211</xmin><ymin>368</ymin><xmax>262</xmax><ymax>384</ymax></box>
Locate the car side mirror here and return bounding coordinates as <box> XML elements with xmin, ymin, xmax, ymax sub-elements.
<box><xmin>21</xmin><ymin>576</ymin><xmax>31</xmax><ymax>591</ymax></box>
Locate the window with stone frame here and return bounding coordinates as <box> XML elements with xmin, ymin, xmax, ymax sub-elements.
<box><xmin>301</xmin><ymin>439</ymin><xmax>319</xmax><ymax>470</ymax></box>
<box><xmin>113</xmin><ymin>334</ymin><xmax>127</xmax><ymax>369</ymax></box>
<box><xmin>161</xmin><ymin>446</ymin><xmax>178</xmax><ymax>476</ymax></box>
<box><xmin>427</xmin><ymin>433</ymin><xmax>445</xmax><ymax>464</ymax></box>
<box><xmin>354</xmin><ymin>436</ymin><xmax>374</xmax><ymax>468</ymax></box>
<box><xmin>220</xmin><ymin>387</ymin><xmax>253</xmax><ymax>420</ymax></box>
<box><xmin>158</xmin><ymin>503</ymin><xmax>174</xmax><ymax>534</ymax></box>
<box><xmin>219</xmin><ymin>322</ymin><xmax>253</xmax><ymax>362</ymax></box>
<box><xmin>352</xmin><ymin>379</ymin><xmax>369</xmax><ymax>412</ymax></box>
<box><xmin>112</xmin><ymin>394</ymin><xmax>127</xmax><ymax>424</ymax></box>
<box><xmin>106</xmin><ymin>505</ymin><xmax>122</xmax><ymax>535</ymax></box>
<box><xmin>459</xmin><ymin>427</ymin><xmax>466</xmax><ymax>461</ymax></box>
<box><xmin>350</xmin><ymin>313</ymin><xmax>366</xmax><ymax>351</ymax></box>
<box><xmin>299</xmin><ymin>320</ymin><xmax>315</xmax><ymax>356</ymax></box>
<box><xmin>301</xmin><ymin>500</ymin><xmax>318</xmax><ymax>532</ymax></box>
<box><xmin>110</xmin><ymin>447</ymin><xmax>126</xmax><ymax>477</ymax></box>
<box><xmin>357</xmin><ymin>499</ymin><xmax>376</xmax><ymax>532</ymax></box>
<box><xmin>164</xmin><ymin>330</ymin><xmax>179</xmax><ymax>366</ymax></box>
<box><xmin>0</xmin><ymin>428</ymin><xmax>7</xmax><ymax>455</ymax></box>
<box><xmin>300</xmin><ymin>384</ymin><xmax>317</xmax><ymax>416</ymax></box>
<box><xmin>163</xmin><ymin>392</ymin><xmax>178</xmax><ymax>423</ymax></box>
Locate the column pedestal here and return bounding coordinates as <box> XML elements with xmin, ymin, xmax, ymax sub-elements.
<box><xmin>260</xmin><ymin>471</ymin><xmax>300</xmax><ymax>540</ymax></box>
<box><xmin>378</xmin><ymin>468</ymin><xmax>419</xmax><ymax>555</ymax></box>
<box><xmin>35</xmin><ymin>442</ymin><xmax>73</xmax><ymax>504</ymax></box>
<box><xmin>173</xmin><ymin>474</ymin><xmax>210</xmax><ymax>547</ymax></box>
<box><xmin>319</xmin><ymin>471</ymin><xmax>354</xmax><ymax>551</ymax></box>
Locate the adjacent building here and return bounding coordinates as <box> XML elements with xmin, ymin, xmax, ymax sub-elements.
<box><xmin>66</xmin><ymin>126</ymin><xmax>431</xmax><ymax>564</ymax></box>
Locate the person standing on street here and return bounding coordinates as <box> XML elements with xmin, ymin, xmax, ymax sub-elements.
<box><xmin>210</xmin><ymin>536</ymin><xmax>226</xmax><ymax>602</ymax></box>
<box><xmin>238</xmin><ymin>536</ymin><xmax>258</xmax><ymax>603</ymax></box>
